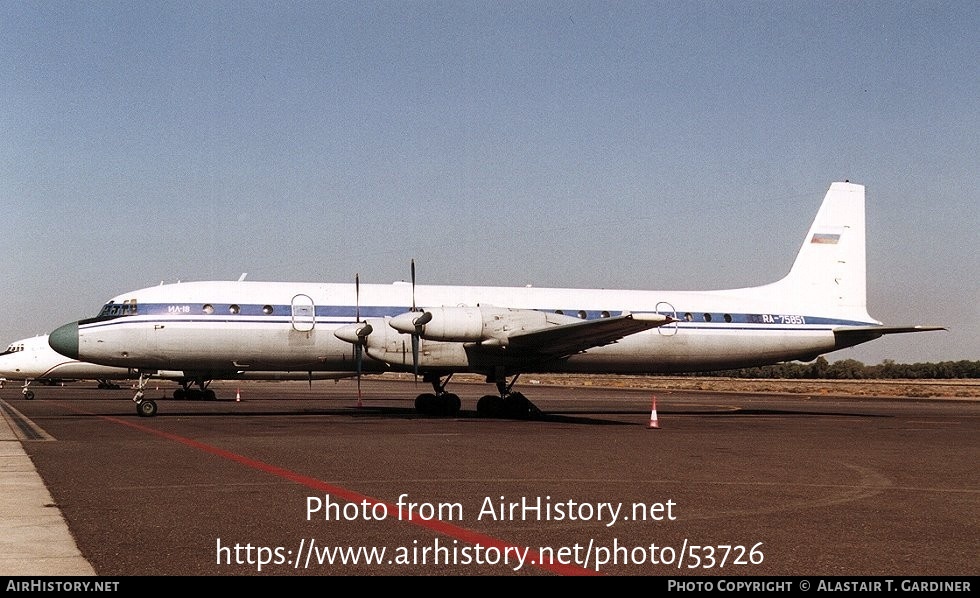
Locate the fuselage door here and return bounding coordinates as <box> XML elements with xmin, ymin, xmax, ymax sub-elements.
<box><xmin>656</xmin><ymin>301</ymin><xmax>678</xmax><ymax>336</ymax></box>
<box><xmin>291</xmin><ymin>294</ymin><xmax>316</xmax><ymax>332</ymax></box>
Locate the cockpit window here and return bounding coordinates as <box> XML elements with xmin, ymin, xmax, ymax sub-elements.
<box><xmin>98</xmin><ymin>299</ymin><xmax>138</xmax><ymax>317</ymax></box>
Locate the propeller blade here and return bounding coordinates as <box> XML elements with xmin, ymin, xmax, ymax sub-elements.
<box><xmin>409</xmin><ymin>259</ymin><xmax>421</xmax><ymax>382</ymax></box>
<box><xmin>355</xmin><ymin>273</ymin><xmax>363</xmax><ymax>406</ymax></box>
<box><xmin>411</xmin><ymin>333</ymin><xmax>420</xmax><ymax>379</ymax></box>
<box><xmin>355</xmin><ymin>344</ymin><xmax>363</xmax><ymax>405</ymax></box>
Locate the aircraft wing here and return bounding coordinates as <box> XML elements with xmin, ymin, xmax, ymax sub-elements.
<box><xmin>498</xmin><ymin>312</ymin><xmax>672</xmax><ymax>359</ymax></box>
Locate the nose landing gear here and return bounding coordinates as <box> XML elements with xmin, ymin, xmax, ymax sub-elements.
<box><xmin>132</xmin><ymin>373</ymin><xmax>158</xmax><ymax>417</ymax></box>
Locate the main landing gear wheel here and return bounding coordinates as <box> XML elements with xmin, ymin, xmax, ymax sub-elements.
<box><xmin>478</xmin><ymin>370</ymin><xmax>543</xmax><ymax>419</ymax></box>
<box><xmin>415</xmin><ymin>392</ymin><xmax>461</xmax><ymax>416</ymax></box>
<box><xmin>477</xmin><ymin>392</ymin><xmax>537</xmax><ymax>419</ymax></box>
<box><xmin>136</xmin><ymin>399</ymin><xmax>158</xmax><ymax>417</ymax></box>
<box><xmin>477</xmin><ymin>394</ymin><xmax>503</xmax><ymax>418</ymax></box>
<box><xmin>414</xmin><ymin>373</ymin><xmax>461</xmax><ymax>416</ymax></box>
<box><xmin>173</xmin><ymin>380</ymin><xmax>217</xmax><ymax>401</ymax></box>
<box><xmin>503</xmin><ymin>392</ymin><xmax>533</xmax><ymax>419</ymax></box>
<box><xmin>173</xmin><ymin>388</ymin><xmax>217</xmax><ymax>401</ymax></box>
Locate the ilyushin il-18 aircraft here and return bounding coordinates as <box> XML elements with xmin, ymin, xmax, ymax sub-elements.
<box><xmin>0</xmin><ymin>334</ymin><xmax>356</xmax><ymax>401</ymax></box>
<box><xmin>47</xmin><ymin>182</ymin><xmax>943</xmax><ymax>418</ymax></box>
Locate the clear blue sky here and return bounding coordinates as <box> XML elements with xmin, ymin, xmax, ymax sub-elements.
<box><xmin>2</xmin><ymin>1</ymin><xmax>976</xmax><ymax>365</ymax></box>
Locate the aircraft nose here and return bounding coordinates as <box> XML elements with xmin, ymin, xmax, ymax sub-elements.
<box><xmin>49</xmin><ymin>322</ymin><xmax>79</xmax><ymax>359</ymax></box>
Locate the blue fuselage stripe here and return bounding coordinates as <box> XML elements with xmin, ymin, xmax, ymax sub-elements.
<box><xmin>79</xmin><ymin>303</ymin><xmax>877</xmax><ymax>331</ymax></box>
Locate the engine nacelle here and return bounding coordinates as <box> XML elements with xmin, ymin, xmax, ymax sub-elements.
<box><xmin>389</xmin><ymin>306</ymin><xmax>484</xmax><ymax>342</ymax></box>
<box><xmin>333</xmin><ymin>322</ymin><xmax>374</xmax><ymax>344</ymax></box>
<box><xmin>389</xmin><ymin>305</ymin><xmax>567</xmax><ymax>344</ymax></box>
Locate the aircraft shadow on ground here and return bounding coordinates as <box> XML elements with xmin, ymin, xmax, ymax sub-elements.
<box><xmin>74</xmin><ymin>403</ymin><xmax>888</xmax><ymax>427</ymax></box>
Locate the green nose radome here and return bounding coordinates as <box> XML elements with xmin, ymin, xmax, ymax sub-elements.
<box><xmin>49</xmin><ymin>322</ymin><xmax>79</xmax><ymax>359</ymax></box>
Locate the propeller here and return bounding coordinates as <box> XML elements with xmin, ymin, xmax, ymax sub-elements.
<box><xmin>353</xmin><ymin>274</ymin><xmax>373</xmax><ymax>406</ymax></box>
<box><xmin>408</xmin><ymin>259</ymin><xmax>431</xmax><ymax>380</ymax></box>
<box><xmin>409</xmin><ymin>311</ymin><xmax>431</xmax><ymax>379</ymax></box>
<box><xmin>332</xmin><ymin>274</ymin><xmax>375</xmax><ymax>405</ymax></box>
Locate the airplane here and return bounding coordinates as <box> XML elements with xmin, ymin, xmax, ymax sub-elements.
<box><xmin>0</xmin><ymin>334</ymin><xmax>356</xmax><ymax>401</ymax></box>
<box><xmin>0</xmin><ymin>335</ymin><xmax>134</xmax><ymax>399</ymax></box>
<box><xmin>47</xmin><ymin>181</ymin><xmax>944</xmax><ymax>418</ymax></box>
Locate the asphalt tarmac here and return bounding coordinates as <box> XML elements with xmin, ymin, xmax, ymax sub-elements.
<box><xmin>1</xmin><ymin>377</ymin><xmax>977</xmax><ymax>577</ymax></box>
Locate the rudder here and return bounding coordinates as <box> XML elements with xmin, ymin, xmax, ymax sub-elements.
<box><xmin>774</xmin><ymin>181</ymin><xmax>874</xmax><ymax>322</ymax></box>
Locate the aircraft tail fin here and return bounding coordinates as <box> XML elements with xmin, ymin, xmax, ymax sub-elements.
<box><xmin>765</xmin><ymin>181</ymin><xmax>876</xmax><ymax>322</ymax></box>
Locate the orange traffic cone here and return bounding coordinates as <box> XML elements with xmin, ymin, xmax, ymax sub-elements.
<box><xmin>647</xmin><ymin>396</ymin><xmax>660</xmax><ymax>429</ymax></box>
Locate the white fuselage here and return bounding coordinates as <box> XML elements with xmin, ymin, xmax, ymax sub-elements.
<box><xmin>56</xmin><ymin>279</ymin><xmax>870</xmax><ymax>377</ymax></box>
<box><xmin>0</xmin><ymin>335</ymin><xmax>133</xmax><ymax>382</ymax></box>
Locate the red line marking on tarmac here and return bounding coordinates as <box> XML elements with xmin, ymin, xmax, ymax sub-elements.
<box><xmin>72</xmin><ymin>406</ymin><xmax>597</xmax><ymax>576</ymax></box>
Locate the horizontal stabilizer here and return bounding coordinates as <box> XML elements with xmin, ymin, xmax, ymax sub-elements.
<box><xmin>834</xmin><ymin>325</ymin><xmax>947</xmax><ymax>349</ymax></box>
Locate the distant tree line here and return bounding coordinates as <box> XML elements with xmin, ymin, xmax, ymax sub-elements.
<box><xmin>681</xmin><ymin>357</ymin><xmax>980</xmax><ymax>379</ymax></box>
